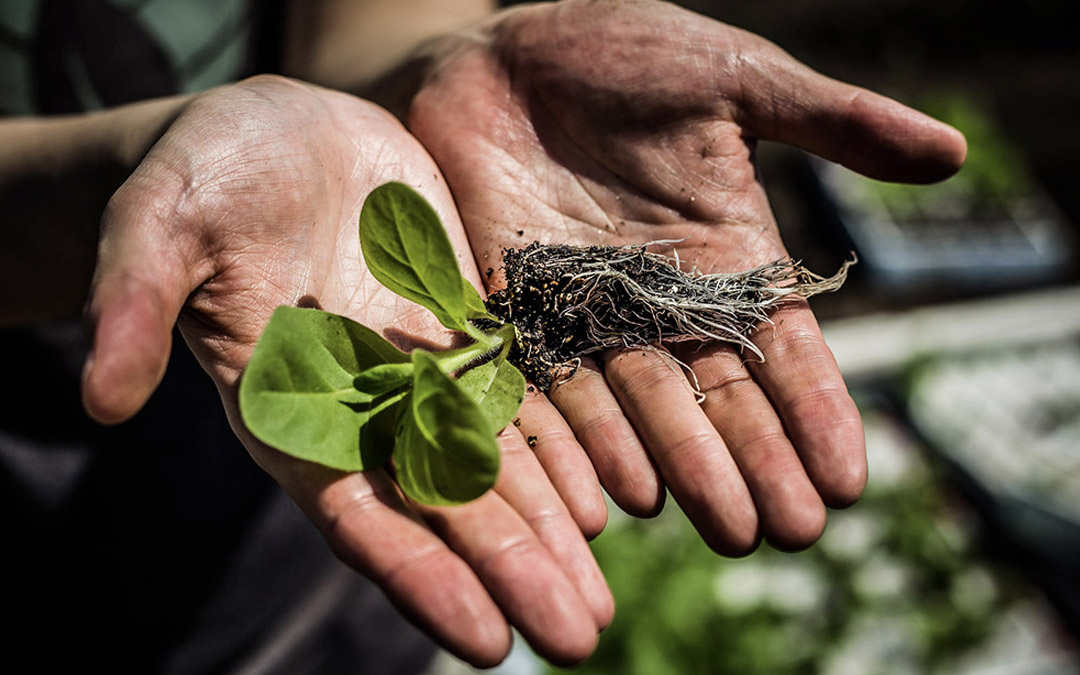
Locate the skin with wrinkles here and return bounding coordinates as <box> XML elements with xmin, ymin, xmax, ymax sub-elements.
<box><xmin>81</xmin><ymin>76</ymin><xmax>612</xmax><ymax>668</ymax></box>
<box><xmin>404</xmin><ymin>0</ymin><xmax>966</xmax><ymax>554</ymax></box>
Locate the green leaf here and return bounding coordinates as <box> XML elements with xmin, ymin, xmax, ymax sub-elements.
<box><xmin>239</xmin><ymin>306</ymin><xmax>408</xmax><ymax>471</ymax></box>
<box><xmin>360</xmin><ymin>182</ymin><xmax>468</xmax><ymax>331</ymax></box>
<box><xmin>462</xmin><ymin>281</ymin><xmax>498</xmax><ymax>322</ymax></box>
<box><xmin>458</xmin><ymin>356</ymin><xmax>525</xmax><ymax>432</ymax></box>
<box><xmin>393</xmin><ymin>351</ymin><xmax>501</xmax><ymax>505</ymax></box>
<box><xmin>354</xmin><ymin>362</ymin><xmax>414</xmax><ymax>397</ymax></box>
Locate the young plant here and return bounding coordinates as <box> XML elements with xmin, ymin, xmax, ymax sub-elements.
<box><xmin>239</xmin><ymin>182</ymin><xmax>525</xmax><ymax>506</ymax></box>
<box><xmin>240</xmin><ymin>182</ymin><xmax>851</xmax><ymax>506</ymax></box>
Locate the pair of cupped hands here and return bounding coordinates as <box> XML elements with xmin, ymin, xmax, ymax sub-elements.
<box><xmin>80</xmin><ymin>1</ymin><xmax>965</xmax><ymax>667</ymax></box>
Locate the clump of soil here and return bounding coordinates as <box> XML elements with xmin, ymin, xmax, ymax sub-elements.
<box><xmin>485</xmin><ymin>241</ymin><xmax>854</xmax><ymax>391</ymax></box>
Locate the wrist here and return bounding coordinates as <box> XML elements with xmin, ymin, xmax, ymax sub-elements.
<box><xmin>94</xmin><ymin>95</ymin><xmax>193</xmax><ymax>174</ymax></box>
<box><xmin>0</xmin><ymin>95</ymin><xmax>191</xmax><ymax>324</ymax></box>
<box><xmin>282</xmin><ymin>0</ymin><xmax>499</xmax><ymax>117</ymax></box>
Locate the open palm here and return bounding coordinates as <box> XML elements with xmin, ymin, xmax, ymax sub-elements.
<box><xmin>405</xmin><ymin>0</ymin><xmax>967</xmax><ymax>553</ymax></box>
<box><xmin>82</xmin><ymin>75</ymin><xmax>610</xmax><ymax>667</ymax></box>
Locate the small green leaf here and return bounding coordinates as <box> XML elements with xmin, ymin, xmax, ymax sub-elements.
<box><xmin>458</xmin><ymin>356</ymin><xmax>525</xmax><ymax>432</ymax></box>
<box><xmin>239</xmin><ymin>306</ymin><xmax>408</xmax><ymax>471</ymax></box>
<box><xmin>360</xmin><ymin>182</ymin><xmax>468</xmax><ymax>331</ymax></box>
<box><xmin>462</xmin><ymin>281</ymin><xmax>498</xmax><ymax>322</ymax></box>
<box><xmin>354</xmin><ymin>362</ymin><xmax>414</xmax><ymax>397</ymax></box>
<box><xmin>393</xmin><ymin>351</ymin><xmax>500</xmax><ymax>505</ymax></box>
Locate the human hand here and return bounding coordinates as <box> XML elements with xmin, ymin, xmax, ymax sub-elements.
<box><xmin>401</xmin><ymin>0</ymin><xmax>967</xmax><ymax>553</ymax></box>
<box><xmin>80</xmin><ymin>75</ymin><xmax>611</xmax><ymax>667</ymax></box>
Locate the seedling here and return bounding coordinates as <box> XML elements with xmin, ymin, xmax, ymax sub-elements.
<box><xmin>240</xmin><ymin>182</ymin><xmax>852</xmax><ymax>506</ymax></box>
<box><xmin>239</xmin><ymin>182</ymin><xmax>525</xmax><ymax>506</ymax></box>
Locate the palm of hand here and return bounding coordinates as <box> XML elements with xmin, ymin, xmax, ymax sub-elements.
<box><xmin>83</xmin><ymin>76</ymin><xmax>611</xmax><ymax>666</ymax></box>
<box><xmin>406</xmin><ymin>0</ymin><xmax>965</xmax><ymax>553</ymax></box>
<box><xmin>152</xmin><ymin>79</ymin><xmax>461</xmax><ymax>380</ymax></box>
<box><xmin>412</xmin><ymin>4</ymin><xmax>777</xmax><ymax>265</ymax></box>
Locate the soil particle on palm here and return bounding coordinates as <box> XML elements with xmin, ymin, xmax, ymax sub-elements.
<box><xmin>485</xmin><ymin>241</ymin><xmax>853</xmax><ymax>391</ymax></box>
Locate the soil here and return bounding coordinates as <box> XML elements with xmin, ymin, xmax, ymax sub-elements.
<box><xmin>485</xmin><ymin>241</ymin><xmax>853</xmax><ymax>391</ymax></box>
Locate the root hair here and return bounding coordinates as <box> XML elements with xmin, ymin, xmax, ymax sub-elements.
<box><xmin>486</xmin><ymin>241</ymin><xmax>855</xmax><ymax>391</ymax></box>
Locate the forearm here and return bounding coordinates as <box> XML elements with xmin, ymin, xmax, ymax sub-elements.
<box><xmin>282</xmin><ymin>0</ymin><xmax>495</xmax><ymax>115</ymax></box>
<box><xmin>0</xmin><ymin>96</ymin><xmax>190</xmax><ymax>325</ymax></box>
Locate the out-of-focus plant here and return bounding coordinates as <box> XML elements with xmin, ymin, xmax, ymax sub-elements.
<box><xmin>866</xmin><ymin>93</ymin><xmax>1034</xmax><ymax>219</ymax></box>
<box><xmin>550</xmin><ymin>403</ymin><xmax>1025</xmax><ymax>675</ymax></box>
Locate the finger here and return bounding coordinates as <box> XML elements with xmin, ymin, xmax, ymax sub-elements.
<box><xmin>747</xmin><ymin>301</ymin><xmax>866</xmax><ymax>507</ymax></box>
<box><xmin>494</xmin><ymin>426</ymin><xmax>614</xmax><ymax>628</ymax></box>
<box><xmin>417</xmin><ymin>489</ymin><xmax>600</xmax><ymax>666</ymax></box>
<box><xmin>602</xmin><ymin>348</ymin><xmax>760</xmax><ymax>556</ymax></box>
<box><xmin>675</xmin><ymin>342</ymin><xmax>826</xmax><ymax>551</ymax></box>
<box><xmin>81</xmin><ymin>175</ymin><xmax>202</xmax><ymax>424</ymax></box>
<box><xmin>728</xmin><ymin>32</ymin><xmax>967</xmax><ymax>183</ymax></box>
<box><xmin>514</xmin><ymin>387</ymin><xmax>608</xmax><ymax>538</ymax></box>
<box><xmin>548</xmin><ymin>357</ymin><xmax>666</xmax><ymax>518</ymax></box>
<box><xmin>270</xmin><ymin>458</ymin><xmax>513</xmax><ymax>669</ymax></box>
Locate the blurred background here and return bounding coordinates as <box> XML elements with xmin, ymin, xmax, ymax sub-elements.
<box><xmin>432</xmin><ymin>0</ymin><xmax>1080</xmax><ymax>673</ymax></box>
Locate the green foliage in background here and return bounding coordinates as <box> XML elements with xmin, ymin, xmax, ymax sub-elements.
<box><xmin>552</xmin><ymin>402</ymin><xmax>1024</xmax><ymax>675</ymax></box>
<box><xmin>868</xmin><ymin>93</ymin><xmax>1035</xmax><ymax>219</ymax></box>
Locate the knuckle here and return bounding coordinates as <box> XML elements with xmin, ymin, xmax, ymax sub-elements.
<box><xmin>477</xmin><ymin>534</ymin><xmax>543</xmax><ymax>576</ymax></box>
<box><xmin>574</xmin><ymin>406</ymin><xmax>629</xmax><ymax>441</ymax></box>
<box><xmin>700</xmin><ymin>365</ymin><xmax>754</xmax><ymax>400</ymax></box>
<box><xmin>664</xmin><ymin>430</ymin><xmax>723</xmax><ymax>459</ymax></box>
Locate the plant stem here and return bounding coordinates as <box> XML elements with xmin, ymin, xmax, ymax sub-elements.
<box><xmin>431</xmin><ymin>323</ymin><xmax>513</xmax><ymax>374</ymax></box>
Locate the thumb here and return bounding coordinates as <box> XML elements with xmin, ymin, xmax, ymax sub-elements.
<box><xmin>730</xmin><ymin>35</ymin><xmax>967</xmax><ymax>183</ymax></box>
<box><xmin>82</xmin><ymin>179</ymin><xmax>201</xmax><ymax>425</ymax></box>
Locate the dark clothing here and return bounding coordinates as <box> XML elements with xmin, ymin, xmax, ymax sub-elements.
<box><xmin>0</xmin><ymin>2</ymin><xmax>436</xmax><ymax>672</ymax></box>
